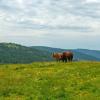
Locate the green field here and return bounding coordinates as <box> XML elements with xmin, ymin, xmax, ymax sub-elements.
<box><xmin>0</xmin><ymin>62</ymin><xmax>100</xmax><ymax>100</ymax></box>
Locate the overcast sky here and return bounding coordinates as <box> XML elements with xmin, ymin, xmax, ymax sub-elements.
<box><xmin>0</xmin><ymin>0</ymin><xmax>100</xmax><ymax>49</ymax></box>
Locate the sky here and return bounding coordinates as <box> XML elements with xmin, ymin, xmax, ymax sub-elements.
<box><xmin>0</xmin><ymin>0</ymin><xmax>100</xmax><ymax>49</ymax></box>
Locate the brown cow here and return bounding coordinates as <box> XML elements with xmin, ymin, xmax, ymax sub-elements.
<box><xmin>62</xmin><ymin>51</ymin><xmax>73</xmax><ymax>62</ymax></box>
<box><xmin>52</xmin><ymin>53</ymin><xmax>63</xmax><ymax>62</ymax></box>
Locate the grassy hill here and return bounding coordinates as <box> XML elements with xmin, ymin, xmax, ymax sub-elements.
<box><xmin>75</xmin><ymin>49</ymin><xmax>100</xmax><ymax>59</ymax></box>
<box><xmin>0</xmin><ymin>62</ymin><xmax>100</xmax><ymax>100</ymax></box>
<box><xmin>32</xmin><ymin>46</ymin><xmax>100</xmax><ymax>61</ymax></box>
<box><xmin>0</xmin><ymin>43</ymin><xmax>100</xmax><ymax>64</ymax></box>
<box><xmin>0</xmin><ymin>43</ymin><xmax>52</xmax><ymax>63</ymax></box>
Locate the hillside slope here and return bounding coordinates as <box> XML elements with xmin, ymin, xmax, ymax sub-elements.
<box><xmin>0</xmin><ymin>43</ymin><xmax>52</xmax><ymax>63</ymax></box>
<box><xmin>75</xmin><ymin>49</ymin><xmax>100</xmax><ymax>59</ymax></box>
<box><xmin>0</xmin><ymin>62</ymin><xmax>100</xmax><ymax>100</ymax></box>
<box><xmin>32</xmin><ymin>46</ymin><xmax>100</xmax><ymax>61</ymax></box>
<box><xmin>0</xmin><ymin>43</ymin><xmax>100</xmax><ymax>64</ymax></box>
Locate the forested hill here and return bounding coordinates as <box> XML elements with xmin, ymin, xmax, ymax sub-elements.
<box><xmin>0</xmin><ymin>43</ymin><xmax>52</xmax><ymax>63</ymax></box>
<box><xmin>0</xmin><ymin>43</ymin><xmax>100</xmax><ymax>63</ymax></box>
<box><xmin>31</xmin><ymin>46</ymin><xmax>100</xmax><ymax>61</ymax></box>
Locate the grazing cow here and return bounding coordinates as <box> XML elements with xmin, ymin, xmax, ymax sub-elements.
<box><xmin>62</xmin><ymin>51</ymin><xmax>73</xmax><ymax>62</ymax></box>
<box><xmin>52</xmin><ymin>53</ymin><xmax>63</xmax><ymax>62</ymax></box>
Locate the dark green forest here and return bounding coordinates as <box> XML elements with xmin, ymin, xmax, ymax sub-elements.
<box><xmin>0</xmin><ymin>43</ymin><xmax>52</xmax><ymax>63</ymax></box>
<box><xmin>0</xmin><ymin>43</ymin><xmax>100</xmax><ymax>64</ymax></box>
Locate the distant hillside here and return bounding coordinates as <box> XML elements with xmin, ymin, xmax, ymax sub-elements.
<box><xmin>31</xmin><ymin>46</ymin><xmax>100</xmax><ymax>61</ymax></box>
<box><xmin>0</xmin><ymin>43</ymin><xmax>52</xmax><ymax>63</ymax></box>
<box><xmin>75</xmin><ymin>49</ymin><xmax>100</xmax><ymax>59</ymax></box>
<box><xmin>0</xmin><ymin>43</ymin><xmax>100</xmax><ymax>63</ymax></box>
<box><xmin>72</xmin><ymin>50</ymin><xmax>100</xmax><ymax>61</ymax></box>
<box><xmin>31</xmin><ymin>46</ymin><xmax>65</xmax><ymax>52</ymax></box>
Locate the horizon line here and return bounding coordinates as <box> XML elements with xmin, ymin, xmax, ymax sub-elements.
<box><xmin>0</xmin><ymin>42</ymin><xmax>100</xmax><ymax>51</ymax></box>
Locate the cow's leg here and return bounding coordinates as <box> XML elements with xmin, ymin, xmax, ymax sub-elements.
<box><xmin>68</xmin><ymin>57</ymin><xmax>71</xmax><ymax>62</ymax></box>
<box><xmin>65</xmin><ymin>58</ymin><xmax>67</xmax><ymax>62</ymax></box>
<box><xmin>70</xmin><ymin>56</ymin><xmax>73</xmax><ymax>62</ymax></box>
<box><xmin>56</xmin><ymin>59</ymin><xmax>59</xmax><ymax>62</ymax></box>
<box><xmin>61</xmin><ymin>57</ymin><xmax>64</xmax><ymax>62</ymax></box>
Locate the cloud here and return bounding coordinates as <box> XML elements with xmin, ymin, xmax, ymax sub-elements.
<box><xmin>0</xmin><ymin>0</ymin><xmax>100</xmax><ymax>49</ymax></box>
<box><xmin>0</xmin><ymin>0</ymin><xmax>100</xmax><ymax>32</ymax></box>
<box><xmin>84</xmin><ymin>0</ymin><xmax>100</xmax><ymax>3</ymax></box>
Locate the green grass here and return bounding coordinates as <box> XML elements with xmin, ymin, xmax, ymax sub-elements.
<box><xmin>0</xmin><ymin>61</ymin><xmax>100</xmax><ymax>100</ymax></box>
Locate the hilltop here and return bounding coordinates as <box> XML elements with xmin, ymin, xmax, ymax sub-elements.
<box><xmin>0</xmin><ymin>43</ymin><xmax>52</xmax><ymax>63</ymax></box>
<box><xmin>0</xmin><ymin>43</ymin><xmax>100</xmax><ymax>63</ymax></box>
<box><xmin>0</xmin><ymin>62</ymin><xmax>100</xmax><ymax>100</ymax></box>
<box><xmin>31</xmin><ymin>46</ymin><xmax>100</xmax><ymax>61</ymax></box>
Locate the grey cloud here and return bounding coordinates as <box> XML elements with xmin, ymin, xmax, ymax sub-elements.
<box><xmin>0</xmin><ymin>0</ymin><xmax>100</xmax><ymax>39</ymax></box>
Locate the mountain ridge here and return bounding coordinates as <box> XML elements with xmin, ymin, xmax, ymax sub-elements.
<box><xmin>0</xmin><ymin>43</ymin><xmax>100</xmax><ymax>63</ymax></box>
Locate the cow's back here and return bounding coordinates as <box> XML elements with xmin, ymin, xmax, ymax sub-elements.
<box><xmin>63</xmin><ymin>51</ymin><xmax>73</xmax><ymax>57</ymax></box>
